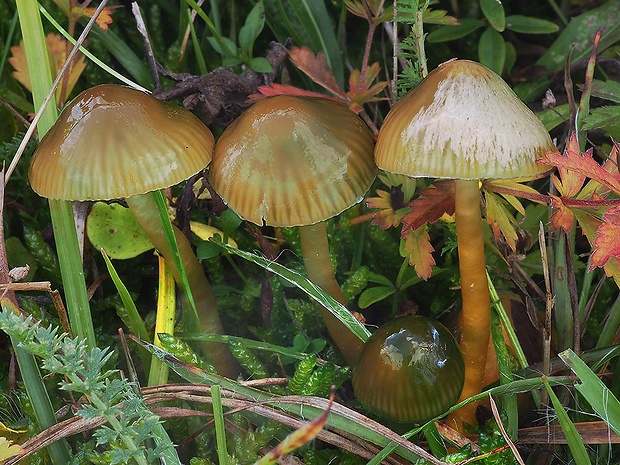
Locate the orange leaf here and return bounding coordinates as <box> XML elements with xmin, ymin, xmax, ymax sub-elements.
<box><xmin>288</xmin><ymin>46</ymin><xmax>347</xmax><ymax>99</ymax></box>
<box><xmin>401</xmin><ymin>180</ymin><xmax>455</xmax><ymax>232</ymax></box>
<box><xmin>9</xmin><ymin>34</ymin><xmax>86</xmax><ymax>104</ymax></box>
<box><xmin>71</xmin><ymin>6</ymin><xmax>116</xmax><ymax>31</ymax></box>
<box><xmin>549</xmin><ymin>194</ymin><xmax>575</xmax><ymax>232</ymax></box>
<box><xmin>257</xmin><ymin>393</ymin><xmax>333</xmax><ymax>464</ymax></box>
<box><xmin>402</xmin><ymin>226</ymin><xmax>435</xmax><ymax>280</ymax></box>
<box><xmin>591</xmin><ymin>205</ymin><xmax>620</xmax><ymax>269</ymax></box>
<box><xmin>538</xmin><ymin>133</ymin><xmax>620</xmax><ymax>196</ymax></box>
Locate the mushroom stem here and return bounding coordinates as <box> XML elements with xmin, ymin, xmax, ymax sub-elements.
<box><xmin>299</xmin><ymin>222</ymin><xmax>364</xmax><ymax>366</ymax></box>
<box><xmin>125</xmin><ymin>193</ymin><xmax>241</xmax><ymax>378</ymax></box>
<box><xmin>447</xmin><ymin>179</ymin><xmax>491</xmax><ymax>429</ymax></box>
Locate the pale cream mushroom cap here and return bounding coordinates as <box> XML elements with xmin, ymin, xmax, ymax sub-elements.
<box><xmin>375</xmin><ymin>59</ymin><xmax>555</xmax><ymax>180</ymax></box>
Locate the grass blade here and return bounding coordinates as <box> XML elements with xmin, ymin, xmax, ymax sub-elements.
<box><xmin>214</xmin><ymin>240</ymin><xmax>370</xmax><ymax>342</ymax></box>
<box><xmin>542</xmin><ymin>376</ymin><xmax>592</xmax><ymax>465</ymax></box>
<box><xmin>212</xmin><ymin>384</ymin><xmax>229</xmax><ymax>465</ymax></box>
<box><xmin>560</xmin><ymin>348</ymin><xmax>620</xmax><ymax>437</ymax></box>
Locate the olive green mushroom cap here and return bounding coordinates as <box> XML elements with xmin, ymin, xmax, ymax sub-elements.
<box><xmin>375</xmin><ymin>59</ymin><xmax>555</xmax><ymax>180</ymax></box>
<box><xmin>29</xmin><ymin>84</ymin><xmax>215</xmax><ymax>200</ymax></box>
<box><xmin>210</xmin><ymin>95</ymin><xmax>377</xmax><ymax>227</ymax></box>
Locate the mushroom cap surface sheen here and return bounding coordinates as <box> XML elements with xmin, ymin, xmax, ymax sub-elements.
<box><xmin>210</xmin><ymin>95</ymin><xmax>376</xmax><ymax>227</ymax></box>
<box><xmin>29</xmin><ymin>84</ymin><xmax>214</xmax><ymax>200</ymax></box>
<box><xmin>374</xmin><ymin>59</ymin><xmax>554</xmax><ymax>180</ymax></box>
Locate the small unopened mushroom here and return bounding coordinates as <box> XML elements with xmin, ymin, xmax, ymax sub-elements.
<box><xmin>352</xmin><ymin>315</ymin><xmax>464</xmax><ymax>423</ymax></box>
<box><xmin>210</xmin><ymin>95</ymin><xmax>376</xmax><ymax>366</ymax></box>
<box><xmin>29</xmin><ymin>84</ymin><xmax>240</xmax><ymax>377</ymax></box>
<box><xmin>374</xmin><ymin>59</ymin><xmax>554</xmax><ymax>428</ymax></box>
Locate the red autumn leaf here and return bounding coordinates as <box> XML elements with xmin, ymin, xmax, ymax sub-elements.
<box><xmin>572</xmin><ymin>209</ymin><xmax>620</xmax><ymax>286</ymax></box>
<box><xmin>591</xmin><ymin>205</ymin><xmax>620</xmax><ymax>269</ymax></box>
<box><xmin>288</xmin><ymin>46</ymin><xmax>347</xmax><ymax>100</ymax></box>
<box><xmin>402</xmin><ymin>226</ymin><xmax>435</xmax><ymax>281</ymax></box>
<box><xmin>538</xmin><ymin>133</ymin><xmax>620</xmax><ymax>195</ymax></box>
<box><xmin>400</xmin><ymin>180</ymin><xmax>455</xmax><ymax>233</ymax></box>
<box><xmin>249</xmin><ymin>83</ymin><xmax>341</xmax><ymax>102</ymax></box>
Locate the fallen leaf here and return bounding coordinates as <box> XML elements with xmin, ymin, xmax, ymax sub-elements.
<box><xmin>288</xmin><ymin>46</ymin><xmax>347</xmax><ymax>99</ymax></box>
<box><xmin>402</xmin><ymin>226</ymin><xmax>435</xmax><ymax>280</ymax></box>
<box><xmin>255</xmin><ymin>392</ymin><xmax>334</xmax><ymax>465</ymax></box>
<box><xmin>574</xmin><ymin>208</ymin><xmax>620</xmax><ymax>286</ymax></box>
<box><xmin>0</xmin><ymin>437</ymin><xmax>23</xmax><ymax>461</ymax></box>
<box><xmin>400</xmin><ymin>180</ymin><xmax>455</xmax><ymax>232</ymax></box>
<box><xmin>9</xmin><ymin>33</ymin><xmax>86</xmax><ymax>104</ymax></box>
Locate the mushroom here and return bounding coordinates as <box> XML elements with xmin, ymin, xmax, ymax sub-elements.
<box><xmin>210</xmin><ymin>95</ymin><xmax>376</xmax><ymax>366</ymax></box>
<box><xmin>29</xmin><ymin>84</ymin><xmax>240</xmax><ymax>378</ymax></box>
<box><xmin>374</xmin><ymin>59</ymin><xmax>554</xmax><ymax>428</ymax></box>
<box><xmin>352</xmin><ymin>315</ymin><xmax>464</xmax><ymax>423</ymax></box>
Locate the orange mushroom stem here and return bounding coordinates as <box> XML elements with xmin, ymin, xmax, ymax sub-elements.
<box><xmin>299</xmin><ymin>223</ymin><xmax>364</xmax><ymax>365</ymax></box>
<box><xmin>452</xmin><ymin>179</ymin><xmax>491</xmax><ymax>426</ymax></box>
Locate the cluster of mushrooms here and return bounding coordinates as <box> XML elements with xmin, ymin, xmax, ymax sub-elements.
<box><xmin>28</xmin><ymin>59</ymin><xmax>555</xmax><ymax>428</ymax></box>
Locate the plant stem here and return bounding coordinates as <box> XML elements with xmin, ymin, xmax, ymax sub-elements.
<box><xmin>299</xmin><ymin>222</ymin><xmax>364</xmax><ymax>366</ymax></box>
<box><xmin>413</xmin><ymin>2</ymin><xmax>428</xmax><ymax>78</ymax></box>
<box><xmin>86</xmin><ymin>391</ymin><xmax>149</xmax><ymax>465</ymax></box>
<box><xmin>446</xmin><ymin>179</ymin><xmax>491</xmax><ymax>431</ymax></box>
<box><xmin>126</xmin><ymin>193</ymin><xmax>241</xmax><ymax>378</ymax></box>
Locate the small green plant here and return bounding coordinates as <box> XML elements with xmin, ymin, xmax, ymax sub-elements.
<box><xmin>0</xmin><ymin>308</ymin><xmax>178</xmax><ymax>465</ymax></box>
<box><xmin>207</xmin><ymin>1</ymin><xmax>273</xmax><ymax>72</ymax></box>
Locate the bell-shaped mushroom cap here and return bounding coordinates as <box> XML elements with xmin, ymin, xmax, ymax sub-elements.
<box><xmin>29</xmin><ymin>84</ymin><xmax>214</xmax><ymax>200</ymax></box>
<box><xmin>210</xmin><ymin>95</ymin><xmax>376</xmax><ymax>226</ymax></box>
<box><xmin>375</xmin><ymin>59</ymin><xmax>555</xmax><ymax>180</ymax></box>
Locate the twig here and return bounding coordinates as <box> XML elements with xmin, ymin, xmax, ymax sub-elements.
<box><xmin>0</xmin><ymin>96</ymin><xmax>32</xmax><ymax>130</ymax></box>
<box><xmin>489</xmin><ymin>395</ymin><xmax>525</xmax><ymax>465</ymax></box>
<box><xmin>4</xmin><ymin>0</ymin><xmax>110</xmax><ymax>186</ymax></box>
<box><xmin>539</xmin><ymin>221</ymin><xmax>552</xmax><ymax>405</ymax></box>
<box><xmin>0</xmin><ymin>282</ymin><xmax>52</xmax><ymax>292</ymax></box>
<box><xmin>131</xmin><ymin>2</ymin><xmax>159</xmax><ymax>91</ymax></box>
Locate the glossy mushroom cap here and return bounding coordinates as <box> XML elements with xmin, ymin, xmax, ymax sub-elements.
<box><xmin>352</xmin><ymin>316</ymin><xmax>464</xmax><ymax>423</ymax></box>
<box><xmin>29</xmin><ymin>84</ymin><xmax>214</xmax><ymax>200</ymax></box>
<box><xmin>375</xmin><ymin>59</ymin><xmax>555</xmax><ymax>180</ymax></box>
<box><xmin>210</xmin><ymin>95</ymin><xmax>376</xmax><ymax>226</ymax></box>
